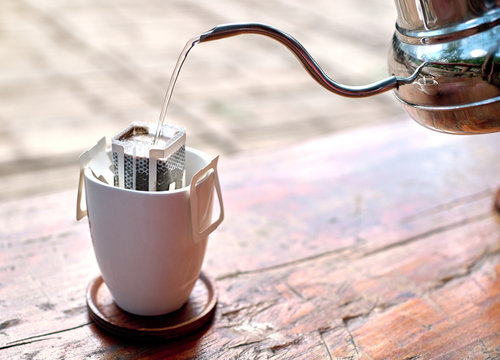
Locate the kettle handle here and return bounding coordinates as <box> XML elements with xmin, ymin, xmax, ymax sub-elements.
<box><xmin>199</xmin><ymin>23</ymin><xmax>425</xmax><ymax>98</ymax></box>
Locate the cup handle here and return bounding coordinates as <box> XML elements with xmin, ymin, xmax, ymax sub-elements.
<box><xmin>190</xmin><ymin>156</ymin><xmax>224</xmax><ymax>243</ymax></box>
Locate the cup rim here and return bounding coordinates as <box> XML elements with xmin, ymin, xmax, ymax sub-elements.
<box><xmin>84</xmin><ymin>146</ymin><xmax>213</xmax><ymax>195</ymax></box>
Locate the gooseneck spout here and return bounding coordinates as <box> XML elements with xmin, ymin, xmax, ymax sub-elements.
<box><xmin>199</xmin><ymin>23</ymin><xmax>423</xmax><ymax>98</ymax></box>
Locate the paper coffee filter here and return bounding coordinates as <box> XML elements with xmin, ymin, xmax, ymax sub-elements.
<box><xmin>84</xmin><ymin>138</ymin><xmax>114</xmax><ymax>185</ymax></box>
<box><xmin>112</xmin><ymin>122</ymin><xmax>186</xmax><ymax>192</ymax></box>
<box><xmin>82</xmin><ymin>145</ymin><xmax>212</xmax><ymax>190</ymax></box>
<box><xmin>77</xmin><ymin>137</ymin><xmax>114</xmax><ymax>220</ymax></box>
<box><xmin>76</xmin><ymin>138</ymin><xmax>223</xmax><ymax>225</ymax></box>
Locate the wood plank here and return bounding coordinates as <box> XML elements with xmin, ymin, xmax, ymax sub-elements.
<box><xmin>1</xmin><ymin>121</ymin><xmax>500</xmax><ymax>359</ymax></box>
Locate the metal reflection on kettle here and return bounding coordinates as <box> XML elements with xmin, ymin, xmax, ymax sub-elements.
<box><xmin>198</xmin><ymin>0</ymin><xmax>499</xmax><ymax>135</ymax></box>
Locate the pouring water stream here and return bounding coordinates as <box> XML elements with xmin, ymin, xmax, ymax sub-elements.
<box><xmin>153</xmin><ymin>36</ymin><xmax>201</xmax><ymax>144</ymax></box>
<box><xmin>152</xmin><ymin>23</ymin><xmax>427</xmax><ymax>145</ymax></box>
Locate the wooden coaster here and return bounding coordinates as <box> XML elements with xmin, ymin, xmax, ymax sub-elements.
<box><xmin>86</xmin><ymin>272</ymin><xmax>217</xmax><ymax>340</ymax></box>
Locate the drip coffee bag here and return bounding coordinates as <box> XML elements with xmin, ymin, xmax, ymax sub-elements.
<box><xmin>111</xmin><ymin>122</ymin><xmax>186</xmax><ymax>191</ymax></box>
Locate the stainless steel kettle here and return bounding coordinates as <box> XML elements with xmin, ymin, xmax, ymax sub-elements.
<box><xmin>199</xmin><ymin>0</ymin><xmax>500</xmax><ymax>134</ymax></box>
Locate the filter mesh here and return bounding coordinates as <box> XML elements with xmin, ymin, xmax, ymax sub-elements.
<box><xmin>111</xmin><ymin>122</ymin><xmax>186</xmax><ymax>191</ymax></box>
<box><xmin>157</xmin><ymin>145</ymin><xmax>185</xmax><ymax>191</ymax></box>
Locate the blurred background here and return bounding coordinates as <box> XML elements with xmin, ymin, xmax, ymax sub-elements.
<box><xmin>0</xmin><ymin>0</ymin><xmax>407</xmax><ymax>202</ymax></box>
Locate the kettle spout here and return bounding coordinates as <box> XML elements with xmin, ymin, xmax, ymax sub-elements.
<box><xmin>199</xmin><ymin>23</ymin><xmax>424</xmax><ymax>98</ymax></box>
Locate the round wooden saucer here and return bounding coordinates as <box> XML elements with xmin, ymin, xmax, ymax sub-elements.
<box><xmin>86</xmin><ymin>272</ymin><xmax>217</xmax><ymax>340</ymax></box>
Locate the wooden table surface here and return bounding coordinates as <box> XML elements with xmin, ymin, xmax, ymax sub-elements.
<box><xmin>1</xmin><ymin>120</ymin><xmax>500</xmax><ymax>359</ymax></box>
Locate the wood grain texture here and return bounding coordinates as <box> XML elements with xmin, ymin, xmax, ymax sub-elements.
<box><xmin>1</xmin><ymin>120</ymin><xmax>500</xmax><ymax>359</ymax></box>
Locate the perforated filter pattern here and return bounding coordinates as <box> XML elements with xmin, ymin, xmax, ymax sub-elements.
<box><xmin>135</xmin><ymin>156</ymin><xmax>149</xmax><ymax>191</ymax></box>
<box><xmin>112</xmin><ymin>152</ymin><xmax>119</xmax><ymax>187</ymax></box>
<box><xmin>124</xmin><ymin>155</ymin><xmax>135</xmax><ymax>190</ymax></box>
<box><xmin>157</xmin><ymin>145</ymin><xmax>185</xmax><ymax>190</ymax></box>
<box><xmin>111</xmin><ymin>122</ymin><xmax>186</xmax><ymax>191</ymax></box>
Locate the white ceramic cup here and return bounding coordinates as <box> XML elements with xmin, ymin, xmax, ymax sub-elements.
<box><xmin>82</xmin><ymin>147</ymin><xmax>223</xmax><ymax>316</ymax></box>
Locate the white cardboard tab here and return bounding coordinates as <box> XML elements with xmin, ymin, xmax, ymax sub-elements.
<box><xmin>77</xmin><ymin>137</ymin><xmax>113</xmax><ymax>220</ymax></box>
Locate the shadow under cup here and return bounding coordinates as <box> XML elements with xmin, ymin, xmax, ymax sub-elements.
<box><xmin>83</xmin><ymin>147</ymin><xmax>223</xmax><ymax>316</ymax></box>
